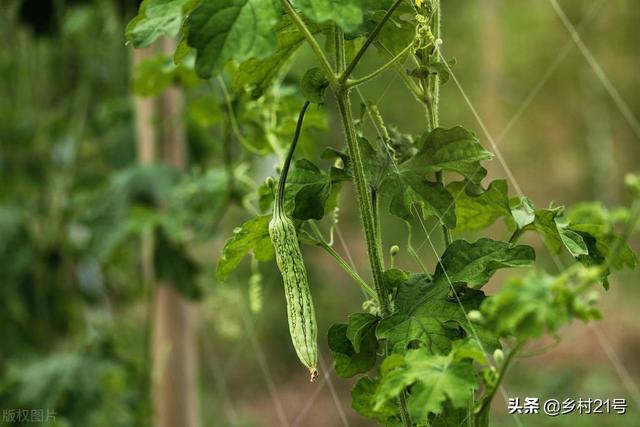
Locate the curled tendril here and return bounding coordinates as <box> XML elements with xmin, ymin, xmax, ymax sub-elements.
<box><xmin>413</xmin><ymin>14</ymin><xmax>435</xmax><ymax>52</ymax></box>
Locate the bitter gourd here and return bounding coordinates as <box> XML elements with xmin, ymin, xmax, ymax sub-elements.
<box><xmin>268</xmin><ymin>101</ymin><xmax>319</xmax><ymax>382</ymax></box>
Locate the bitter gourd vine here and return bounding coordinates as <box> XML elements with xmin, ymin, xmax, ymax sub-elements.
<box><xmin>126</xmin><ymin>0</ymin><xmax>640</xmax><ymax>424</ymax></box>
<box><xmin>268</xmin><ymin>100</ymin><xmax>319</xmax><ymax>382</ymax></box>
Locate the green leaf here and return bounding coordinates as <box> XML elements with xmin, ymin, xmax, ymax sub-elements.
<box><xmin>566</xmin><ymin>202</ymin><xmax>630</xmax><ymax>228</ymax></box>
<box><xmin>571</xmin><ymin>224</ymin><xmax>637</xmax><ymax>271</ymax></box>
<box><xmin>126</xmin><ymin>0</ymin><xmax>196</xmax><ymax>48</ymax></box>
<box><xmin>566</xmin><ymin>202</ymin><xmax>612</xmax><ymax>226</ymax></box>
<box><xmin>409</xmin><ymin>59</ymin><xmax>456</xmax><ymax>85</ymax></box>
<box><xmin>285</xmin><ymin>159</ymin><xmax>346</xmax><ymax>220</ymax></box>
<box><xmin>186</xmin><ymin>0</ymin><xmax>280</xmax><ymax>77</ymax></box>
<box><xmin>447</xmin><ymin>180</ymin><xmax>511</xmax><ymax>232</ymax></box>
<box><xmin>376</xmin><ymin>274</ymin><xmax>497</xmax><ymax>355</ymax></box>
<box><xmin>293</xmin><ymin>0</ymin><xmax>364</xmax><ymax>32</ymax></box>
<box><xmin>352</xmin><ymin>377</ymin><xmax>398</xmax><ymax>424</ymax></box>
<box><xmin>564</xmin><ymin>202</ymin><xmax>637</xmax><ymax>287</ymax></box>
<box><xmin>232</xmin><ymin>17</ymin><xmax>322</xmax><ymax>95</ymax></box>
<box><xmin>402</xmin><ymin>126</ymin><xmax>492</xmax><ymax>183</ymax></box>
<box><xmin>373</xmin><ymin>349</ymin><xmax>476</xmax><ymax>420</ymax></box>
<box><xmin>388</xmin><ymin>171</ymin><xmax>456</xmax><ymax>228</ymax></box>
<box><xmin>301</xmin><ymin>68</ymin><xmax>330</xmax><ymax>103</ymax></box>
<box><xmin>346</xmin><ymin>313</ymin><xmax>380</xmax><ymax>352</ymax></box>
<box><xmin>406</xmin><ymin>175</ymin><xmax>456</xmax><ymax>229</ymax></box>
<box><xmin>133</xmin><ymin>53</ymin><xmax>198</xmax><ymax>96</ymax></box>
<box><xmin>216</xmin><ymin>215</ymin><xmax>274</xmax><ymax>281</ymax></box>
<box><xmin>509</xmin><ymin>196</ymin><xmax>535</xmax><ymax>230</ymax></box>
<box><xmin>526</xmin><ymin>207</ymin><xmax>588</xmax><ymax>257</ymax></box>
<box><xmin>372</xmin><ymin>2</ymin><xmax>414</xmax><ymax>55</ymax></box>
<box><xmin>328</xmin><ymin>323</ymin><xmax>378</xmax><ymax>378</ymax></box>
<box><xmin>527</xmin><ymin>207</ymin><xmax>566</xmax><ymax>253</ymax></box>
<box><xmin>360</xmin><ymin>137</ymin><xmax>393</xmax><ymax>191</ymax></box>
<box><xmin>450</xmin><ymin>338</ymin><xmax>488</xmax><ymax>365</ymax></box>
<box><xmin>481</xmin><ymin>268</ymin><xmax>602</xmax><ymax>341</ymax></box>
<box><xmin>386</xmin><ymin>126</ymin><xmax>417</xmax><ymax>164</ymax></box>
<box><xmin>559</xmin><ymin>228</ymin><xmax>589</xmax><ymax>257</ymax></box>
<box><xmin>430</xmin><ymin>405</ymin><xmax>471</xmax><ymax>427</ymax></box>
<box><xmin>435</xmin><ymin>238</ymin><xmax>536</xmax><ymax>288</ymax></box>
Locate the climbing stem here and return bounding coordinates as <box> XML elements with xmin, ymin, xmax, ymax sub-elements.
<box><xmin>371</xmin><ymin>189</ymin><xmax>383</xmax><ymax>269</ymax></box>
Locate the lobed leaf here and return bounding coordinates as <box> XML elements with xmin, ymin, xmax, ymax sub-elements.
<box><xmin>352</xmin><ymin>376</ymin><xmax>399</xmax><ymax>424</ymax></box>
<box><xmin>481</xmin><ymin>268</ymin><xmax>602</xmax><ymax>341</ymax></box>
<box><xmin>126</xmin><ymin>0</ymin><xmax>196</xmax><ymax>48</ymax></box>
<box><xmin>360</xmin><ymin>136</ymin><xmax>397</xmax><ymax>191</ymax></box>
<box><xmin>435</xmin><ymin>238</ymin><xmax>536</xmax><ymax>288</ymax></box>
<box><xmin>387</xmin><ymin>171</ymin><xmax>456</xmax><ymax>228</ymax></box>
<box><xmin>447</xmin><ymin>180</ymin><xmax>510</xmax><ymax>232</ymax></box>
<box><xmin>292</xmin><ymin>0</ymin><xmax>364</xmax><ymax>32</ymax></box>
<box><xmin>186</xmin><ymin>0</ymin><xmax>280</xmax><ymax>77</ymax></box>
<box><xmin>285</xmin><ymin>159</ymin><xmax>348</xmax><ymax>220</ymax></box>
<box><xmin>232</xmin><ymin>17</ymin><xmax>323</xmax><ymax>96</ymax></box>
<box><xmin>216</xmin><ymin>215</ymin><xmax>274</xmax><ymax>281</ymax></box>
<box><xmin>572</xmin><ymin>224</ymin><xmax>637</xmax><ymax>271</ymax></box>
<box><xmin>376</xmin><ymin>274</ymin><xmax>498</xmax><ymax>355</ymax></box>
<box><xmin>402</xmin><ymin>126</ymin><xmax>492</xmax><ymax>184</ymax></box>
<box><xmin>328</xmin><ymin>322</ymin><xmax>378</xmax><ymax>378</ymax></box>
<box><xmin>346</xmin><ymin>313</ymin><xmax>380</xmax><ymax>352</ymax></box>
<box><xmin>373</xmin><ymin>349</ymin><xmax>477</xmax><ymax>422</ymax></box>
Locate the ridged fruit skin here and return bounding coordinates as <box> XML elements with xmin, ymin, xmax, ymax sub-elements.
<box><xmin>269</xmin><ymin>208</ymin><xmax>318</xmax><ymax>382</ymax></box>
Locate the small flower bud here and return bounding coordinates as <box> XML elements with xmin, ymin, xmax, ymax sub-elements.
<box><xmin>265</xmin><ymin>176</ymin><xmax>275</xmax><ymax>189</ymax></box>
<box><xmin>468</xmin><ymin>310</ymin><xmax>484</xmax><ymax>324</ymax></box>
<box><xmin>390</xmin><ymin>245</ymin><xmax>400</xmax><ymax>256</ymax></box>
<box><xmin>493</xmin><ymin>349</ymin><xmax>505</xmax><ymax>365</ymax></box>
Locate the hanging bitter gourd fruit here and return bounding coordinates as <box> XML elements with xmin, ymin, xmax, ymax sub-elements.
<box><xmin>268</xmin><ymin>101</ymin><xmax>319</xmax><ymax>382</ymax></box>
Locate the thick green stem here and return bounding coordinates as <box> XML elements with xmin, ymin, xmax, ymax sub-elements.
<box><xmin>428</xmin><ymin>0</ymin><xmax>442</xmax><ymax>126</ymax></box>
<box><xmin>335</xmin><ymin>94</ymin><xmax>390</xmax><ymax>316</ymax></box>
<box><xmin>372</xmin><ymin>189</ymin><xmax>383</xmax><ymax>269</ymax></box>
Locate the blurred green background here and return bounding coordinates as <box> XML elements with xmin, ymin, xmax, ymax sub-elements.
<box><xmin>0</xmin><ymin>0</ymin><xmax>638</xmax><ymax>426</ymax></box>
